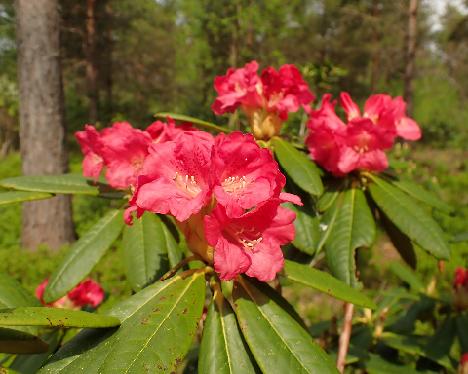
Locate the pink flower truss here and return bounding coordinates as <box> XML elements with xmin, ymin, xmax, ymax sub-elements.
<box><xmin>36</xmin><ymin>279</ymin><xmax>104</xmax><ymax>309</ymax></box>
<box><xmin>306</xmin><ymin>92</ymin><xmax>421</xmax><ymax>176</ymax></box>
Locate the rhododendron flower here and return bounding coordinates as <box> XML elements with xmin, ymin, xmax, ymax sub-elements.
<box><xmin>204</xmin><ymin>200</ymin><xmax>295</xmax><ymax>281</ymax></box>
<box><xmin>128</xmin><ymin>132</ymin><xmax>215</xmax><ymax>222</ymax></box>
<box><xmin>340</xmin><ymin>92</ymin><xmax>421</xmax><ymax>141</ymax></box>
<box><xmin>453</xmin><ymin>268</ymin><xmax>468</xmax><ymax>311</ymax></box>
<box><xmin>212</xmin><ymin>132</ymin><xmax>287</xmax><ymax>217</ymax></box>
<box><xmin>76</xmin><ymin>122</ymin><xmax>152</xmax><ymax>189</ymax></box>
<box><xmin>212</xmin><ymin>61</ymin><xmax>314</xmax><ymax>139</ymax></box>
<box><xmin>454</xmin><ymin>267</ymin><xmax>468</xmax><ymax>289</ymax></box>
<box><xmin>461</xmin><ymin>353</ymin><xmax>468</xmax><ymax>369</ymax></box>
<box><xmin>36</xmin><ymin>279</ymin><xmax>104</xmax><ymax>309</ymax></box>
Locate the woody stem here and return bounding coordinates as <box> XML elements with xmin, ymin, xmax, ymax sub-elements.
<box><xmin>336</xmin><ymin>302</ymin><xmax>354</xmax><ymax>373</ymax></box>
<box><xmin>160</xmin><ymin>254</ymin><xmax>203</xmax><ymax>281</ymax></box>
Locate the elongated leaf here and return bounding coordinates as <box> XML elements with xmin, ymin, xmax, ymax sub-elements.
<box><xmin>0</xmin><ymin>327</ymin><xmax>49</xmax><ymax>354</ymax></box>
<box><xmin>199</xmin><ymin>297</ymin><xmax>256</xmax><ymax>374</ymax></box>
<box><xmin>10</xmin><ymin>330</ymin><xmax>62</xmax><ymax>373</ymax></box>
<box><xmin>40</xmin><ymin>271</ymin><xmax>206</xmax><ymax>373</ymax></box>
<box><xmin>287</xmin><ymin>204</ymin><xmax>320</xmax><ymax>255</ymax></box>
<box><xmin>456</xmin><ymin>315</ymin><xmax>468</xmax><ymax>351</ymax></box>
<box><xmin>0</xmin><ymin>307</ymin><xmax>119</xmax><ymax>328</ymax></box>
<box><xmin>388</xmin><ymin>262</ymin><xmax>424</xmax><ymax>292</ymax></box>
<box><xmin>0</xmin><ymin>191</ymin><xmax>52</xmax><ymax>206</ymax></box>
<box><xmin>317</xmin><ymin>190</ymin><xmax>339</xmax><ymax>212</ymax></box>
<box><xmin>0</xmin><ymin>174</ymin><xmax>99</xmax><ymax>195</ymax></box>
<box><xmin>282</xmin><ymin>260</ymin><xmax>376</xmax><ymax>309</ymax></box>
<box><xmin>0</xmin><ymin>274</ymin><xmax>40</xmax><ymax>309</ymax></box>
<box><xmin>316</xmin><ymin>196</ymin><xmax>340</xmax><ymax>253</ymax></box>
<box><xmin>44</xmin><ymin>210</ymin><xmax>124</xmax><ymax>303</ymax></box>
<box><xmin>272</xmin><ymin>137</ymin><xmax>323</xmax><ymax>196</ymax></box>
<box><xmin>391</xmin><ymin>179</ymin><xmax>452</xmax><ymax>213</ymax></box>
<box><xmin>368</xmin><ymin>175</ymin><xmax>450</xmax><ymax>260</ymax></box>
<box><xmin>324</xmin><ymin>188</ymin><xmax>375</xmax><ymax>285</ymax></box>
<box><xmin>232</xmin><ymin>278</ymin><xmax>337</xmax><ymax>374</ymax></box>
<box><xmin>122</xmin><ymin>212</ymin><xmax>171</xmax><ymax>291</ymax></box>
<box><xmin>365</xmin><ymin>353</ymin><xmax>419</xmax><ymax>374</ymax></box>
<box><xmin>380</xmin><ymin>211</ymin><xmax>416</xmax><ymax>269</ymax></box>
<box><xmin>154</xmin><ymin>112</ymin><xmax>228</xmax><ymax>133</ymax></box>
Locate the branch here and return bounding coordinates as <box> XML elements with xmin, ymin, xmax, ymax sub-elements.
<box><xmin>336</xmin><ymin>302</ymin><xmax>354</xmax><ymax>373</ymax></box>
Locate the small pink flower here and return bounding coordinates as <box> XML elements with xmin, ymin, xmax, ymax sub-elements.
<box><xmin>204</xmin><ymin>200</ymin><xmax>295</xmax><ymax>281</ymax></box>
<box><xmin>67</xmin><ymin>279</ymin><xmax>105</xmax><ymax>308</ymax></box>
<box><xmin>75</xmin><ymin>125</ymin><xmax>104</xmax><ymax>180</ymax></box>
<box><xmin>212</xmin><ymin>61</ymin><xmax>261</xmax><ymax>115</ymax></box>
<box><xmin>128</xmin><ymin>133</ymin><xmax>214</xmax><ymax>222</ymax></box>
<box><xmin>35</xmin><ymin>279</ymin><xmax>104</xmax><ymax>309</ymax></box>
<box><xmin>212</xmin><ymin>132</ymin><xmax>287</xmax><ymax>217</ymax></box>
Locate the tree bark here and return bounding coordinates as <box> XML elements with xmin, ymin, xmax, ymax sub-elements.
<box><xmin>15</xmin><ymin>0</ymin><xmax>75</xmax><ymax>251</ymax></box>
<box><xmin>404</xmin><ymin>0</ymin><xmax>418</xmax><ymax>115</ymax></box>
<box><xmin>85</xmin><ymin>0</ymin><xmax>99</xmax><ymax>123</ymax></box>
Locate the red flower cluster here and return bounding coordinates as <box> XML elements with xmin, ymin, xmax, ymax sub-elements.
<box><xmin>454</xmin><ymin>267</ymin><xmax>468</xmax><ymax>289</ymax></box>
<box><xmin>453</xmin><ymin>267</ymin><xmax>468</xmax><ymax>311</ymax></box>
<box><xmin>36</xmin><ymin>279</ymin><xmax>104</xmax><ymax>309</ymax></box>
<box><xmin>212</xmin><ymin>60</ymin><xmax>314</xmax><ymax>139</ymax></box>
<box><xmin>77</xmin><ymin>121</ymin><xmax>300</xmax><ymax>282</ymax></box>
<box><xmin>306</xmin><ymin>93</ymin><xmax>421</xmax><ymax>176</ymax></box>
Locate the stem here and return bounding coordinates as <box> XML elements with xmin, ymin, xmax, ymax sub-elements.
<box><xmin>160</xmin><ymin>255</ymin><xmax>202</xmax><ymax>281</ymax></box>
<box><xmin>336</xmin><ymin>302</ymin><xmax>354</xmax><ymax>373</ymax></box>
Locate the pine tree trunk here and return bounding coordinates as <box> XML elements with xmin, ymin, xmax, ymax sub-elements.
<box><xmin>404</xmin><ymin>0</ymin><xmax>418</xmax><ymax>115</ymax></box>
<box><xmin>15</xmin><ymin>0</ymin><xmax>75</xmax><ymax>251</ymax></box>
<box><xmin>85</xmin><ymin>0</ymin><xmax>99</xmax><ymax>123</ymax></box>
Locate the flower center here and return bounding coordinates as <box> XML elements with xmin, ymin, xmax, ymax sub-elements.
<box><xmin>222</xmin><ymin>176</ymin><xmax>247</xmax><ymax>194</ymax></box>
<box><xmin>174</xmin><ymin>172</ymin><xmax>202</xmax><ymax>197</ymax></box>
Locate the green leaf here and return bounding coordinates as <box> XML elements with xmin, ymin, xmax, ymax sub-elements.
<box><xmin>0</xmin><ymin>327</ymin><xmax>49</xmax><ymax>354</ymax></box>
<box><xmin>364</xmin><ymin>353</ymin><xmax>419</xmax><ymax>374</ymax></box>
<box><xmin>391</xmin><ymin>179</ymin><xmax>452</xmax><ymax>213</ymax></box>
<box><xmin>231</xmin><ymin>278</ymin><xmax>337</xmax><ymax>374</ymax></box>
<box><xmin>317</xmin><ymin>189</ymin><xmax>339</xmax><ymax>212</ymax></box>
<box><xmin>0</xmin><ymin>191</ymin><xmax>53</xmax><ymax>206</ymax></box>
<box><xmin>40</xmin><ymin>271</ymin><xmax>206</xmax><ymax>373</ymax></box>
<box><xmin>424</xmin><ymin>317</ymin><xmax>456</xmax><ymax>364</ymax></box>
<box><xmin>9</xmin><ymin>330</ymin><xmax>62</xmax><ymax>373</ymax></box>
<box><xmin>368</xmin><ymin>175</ymin><xmax>450</xmax><ymax>260</ymax></box>
<box><xmin>0</xmin><ymin>174</ymin><xmax>99</xmax><ymax>195</ymax></box>
<box><xmin>154</xmin><ymin>112</ymin><xmax>229</xmax><ymax>133</ymax></box>
<box><xmin>380</xmin><ymin>211</ymin><xmax>416</xmax><ymax>269</ymax></box>
<box><xmin>456</xmin><ymin>315</ymin><xmax>468</xmax><ymax>351</ymax></box>
<box><xmin>388</xmin><ymin>262</ymin><xmax>424</xmax><ymax>292</ymax></box>
<box><xmin>272</xmin><ymin>137</ymin><xmax>323</xmax><ymax>196</ymax></box>
<box><xmin>122</xmin><ymin>212</ymin><xmax>172</xmax><ymax>291</ymax></box>
<box><xmin>0</xmin><ymin>273</ymin><xmax>40</xmax><ymax>309</ymax></box>
<box><xmin>199</xmin><ymin>297</ymin><xmax>256</xmax><ymax>374</ymax></box>
<box><xmin>282</xmin><ymin>260</ymin><xmax>376</xmax><ymax>309</ymax></box>
<box><xmin>324</xmin><ymin>188</ymin><xmax>376</xmax><ymax>286</ymax></box>
<box><xmin>44</xmin><ymin>210</ymin><xmax>124</xmax><ymax>303</ymax></box>
<box><xmin>287</xmin><ymin>204</ymin><xmax>320</xmax><ymax>255</ymax></box>
<box><xmin>0</xmin><ymin>307</ymin><xmax>120</xmax><ymax>328</ymax></box>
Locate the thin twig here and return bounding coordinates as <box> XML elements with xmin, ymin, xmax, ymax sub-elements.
<box><xmin>160</xmin><ymin>255</ymin><xmax>202</xmax><ymax>281</ymax></box>
<box><xmin>337</xmin><ymin>302</ymin><xmax>354</xmax><ymax>373</ymax></box>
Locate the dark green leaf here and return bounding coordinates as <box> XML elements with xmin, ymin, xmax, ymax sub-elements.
<box><xmin>380</xmin><ymin>211</ymin><xmax>416</xmax><ymax>269</ymax></box>
<box><xmin>154</xmin><ymin>112</ymin><xmax>228</xmax><ymax>133</ymax></box>
<box><xmin>272</xmin><ymin>137</ymin><xmax>323</xmax><ymax>196</ymax></box>
<box><xmin>122</xmin><ymin>212</ymin><xmax>171</xmax><ymax>291</ymax></box>
<box><xmin>364</xmin><ymin>353</ymin><xmax>419</xmax><ymax>374</ymax></box>
<box><xmin>0</xmin><ymin>273</ymin><xmax>40</xmax><ymax>309</ymax></box>
<box><xmin>0</xmin><ymin>327</ymin><xmax>49</xmax><ymax>354</ymax></box>
<box><xmin>287</xmin><ymin>204</ymin><xmax>320</xmax><ymax>255</ymax></box>
<box><xmin>40</xmin><ymin>270</ymin><xmax>206</xmax><ymax>373</ymax></box>
<box><xmin>231</xmin><ymin>278</ymin><xmax>337</xmax><ymax>374</ymax></box>
<box><xmin>44</xmin><ymin>210</ymin><xmax>124</xmax><ymax>303</ymax></box>
<box><xmin>456</xmin><ymin>315</ymin><xmax>468</xmax><ymax>351</ymax></box>
<box><xmin>388</xmin><ymin>263</ymin><xmax>424</xmax><ymax>292</ymax></box>
<box><xmin>0</xmin><ymin>174</ymin><xmax>99</xmax><ymax>195</ymax></box>
<box><xmin>0</xmin><ymin>191</ymin><xmax>52</xmax><ymax>206</ymax></box>
<box><xmin>199</xmin><ymin>297</ymin><xmax>256</xmax><ymax>374</ymax></box>
<box><xmin>283</xmin><ymin>260</ymin><xmax>376</xmax><ymax>309</ymax></box>
<box><xmin>369</xmin><ymin>175</ymin><xmax>450</xmax><ymax>260</ymax></box>
<box><xmin>316</xmin><ymin>190</ymin><xmax>339</xmax><ymax>212</ymax></box>
<box><xmin>324</xmin><ymin>188</ymin><xmax>375</xmax><ymax>286</ymax></box>
<box><xmin>424</xmin><ymin>317</ymin><xmax>456</xmax><ymax>363</ymax></box>
<box><xmin>0</xmin><ymin>307</ymin><xmax>120</xmax><ymax>328</ymax></box>
<box><xmin>391</xmin><ymin>179</ymin><xmax>452</xmax><ymax>213</ymax></box>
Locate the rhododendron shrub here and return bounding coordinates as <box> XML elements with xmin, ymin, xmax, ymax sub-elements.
<box><xmin>0</xmin><ymin>61</ymin><xmax>456</xmax><ymax>373</ymax></box>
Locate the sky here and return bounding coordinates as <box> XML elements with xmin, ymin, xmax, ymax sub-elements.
<box><xmin>427</xmin><ymin>0</ymin><xmax>468</xmax><ymax>30</ymax></box>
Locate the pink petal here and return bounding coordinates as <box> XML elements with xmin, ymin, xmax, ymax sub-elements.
<box><xmin>214</xmin><ymin>238</ymin><xmax>251</xmax><ymax>281</ymax></box>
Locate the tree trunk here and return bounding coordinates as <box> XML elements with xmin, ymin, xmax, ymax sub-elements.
<box><xmin>15</xmin><ymin>0</ymin><xmax>75</xmax><ymax>251</ymax></box>
<box><xmin>85</xmin><ymin>0</ymin><xmax>99</xmax><ymax>123</ymax></box>
<box><xmin>404</xmin><ymin>0</ymin><xmax>418</xmax><ymax>115</ymax></box>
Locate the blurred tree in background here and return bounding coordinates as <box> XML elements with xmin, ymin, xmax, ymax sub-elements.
<box><xmin>0</xmin><ymin>0</ymin><xmax>467</xmax><ymax>149</ymax></box>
